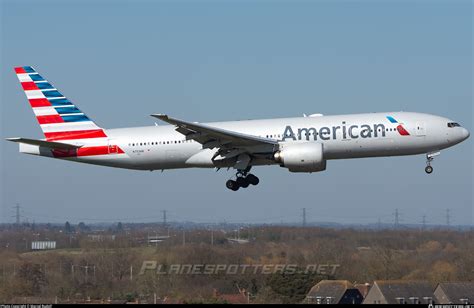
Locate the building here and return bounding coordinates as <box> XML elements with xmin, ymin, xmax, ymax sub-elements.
<box><xmin>147</xmin><ymin>235</ymin><xmax>170</xmax><ymax>245</ymax></box>
<box><xmin>31</xmin><ymin>241</ymin><xmax>56</xmax><ymax>250</ymax></box>
<box><xmin>212</xmin><ymin>288</ymin><xmax>249</xmax><ymax>304</ymax></box>
<box><xmin>363</xmin><ymin>280</ymin><xmax>436</xmax><ymax>304</ymax></box>
<box><xmin>226</xmin><ymin>238</ymin><xmax>250</xmax><ymax>244</ymax></box>
<box><xmin>354</xmin><ymin>283</ymin><xmax>371</xmax><ymax>298</ymax></box>
<box><xmin>434</xmin><ymin>282</ymin><xmax>474</xmax><ymax>304</ymax></box>
<box><xmin>87</xmin><ymin>234</ymin><xmax>116</xmax><ymax>242</ymax></box>
<box><xmin>305</xmin><ymin>280</ymin><xmax>364</xmax><ymax>304</ymax></box>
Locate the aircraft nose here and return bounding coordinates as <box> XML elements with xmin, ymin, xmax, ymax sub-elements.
<box><xmin>461</xmin><ymin>127</ymin><xmax>470</xmax><ymax>140</ymax></box>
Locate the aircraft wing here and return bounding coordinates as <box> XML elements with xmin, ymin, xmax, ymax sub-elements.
<box><xmin>151</xmin><ymin>114</ymin><xmax>278</xmax><ymax>149</ymax></box>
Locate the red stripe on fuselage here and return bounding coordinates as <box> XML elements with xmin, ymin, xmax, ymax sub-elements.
<box><xmin>29</xmin><ymin>98</ymin><xmax>51</xmax><ymax>107</ymax></box>
<box><xmin>21</xmin><ymin>82</ymin><xmax>38</xmax><ymax>91</ymax></box>
<box><xmin>15</xmin><ymin>67</ymin><xmax>27</xmax><ymax>74</ymax></box>
<box><xmin>37</xmin><ymin>114</ymin><xmax>64</xmax><ymax>124</ymax></box>
<box><xmin>80</xmin><ymin>146</ymin><xmax>124</xmax><ymax>156</ymax></box>
<box><xmin>45</xmin><ymin>129</ymin><xmax>107</xmax><ymax>141</ymax></box>
<box><xmin>397</xmin><ymin>125</ymin><xmax>410</xmax><ymax>136</ymax></box>
<box><xmin>78</xmin><ymin>146</ymin><xmax>109</xmax><ymax>156</ymax></box>
<box><xmin>52</xmin><ymin>145</ymin><xmax>124</xmax><ymax>158</ymax></box>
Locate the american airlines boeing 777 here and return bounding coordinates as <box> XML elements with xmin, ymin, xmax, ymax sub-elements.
<box><xmin>7</xmin><ymin>66</ymin><xmax>470</xmax><ymax>191</ymax></box>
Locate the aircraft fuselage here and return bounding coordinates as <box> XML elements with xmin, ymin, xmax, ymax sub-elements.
<box><xmin>19</xmin><ymin>111</ymin><xmax>468</xmax><ymax>171</ymax></box>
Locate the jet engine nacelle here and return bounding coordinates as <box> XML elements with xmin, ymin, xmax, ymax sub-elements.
<box><xmin>274</xmin><ymin>142</ymin><xmax>326</xmax><ymax>173</ymax></box>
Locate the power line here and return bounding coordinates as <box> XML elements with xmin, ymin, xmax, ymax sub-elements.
<box><xmin>12</xmin><ymin>203</ymin><xmax>21</xmax><ymax>225</ymax></box>
<box><xmin>19</xmin><ymin>212</ymin><xmax>167</xmax><ymax>222</ymax></box>
<box><xmin>446</xmin><ymin>209</ymin><xmax>451</xmax><ymax>227</ymax></box>
<box><xmin>393</xmin><ymin>208</ymin><xmax>401</xmax><ymax>228</ymax></box>
<box><xmin>302</xmin><ymin>208</ymin><xmax>306</xmax><ymax>227</ymax></box>
<box><xmin>162</xmin><ymin>210</ymin><xmax>167</xmax><ymax>227</ymax></box>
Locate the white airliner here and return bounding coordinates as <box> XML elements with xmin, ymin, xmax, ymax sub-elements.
<box><xmin>7</xmin><ymin>66</ymin><xmax>470</xmax><ymax>191</ymax></box>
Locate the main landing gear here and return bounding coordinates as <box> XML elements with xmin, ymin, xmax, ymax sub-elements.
<box><xmin>226</xmin><ymin>169</ymin><xmax>260</xmax><ymax>191</ymax></box>
<box><xmin>425</xmin><ymin>151</ymin><xmax>440</xmax><ymax>174</ymax></box>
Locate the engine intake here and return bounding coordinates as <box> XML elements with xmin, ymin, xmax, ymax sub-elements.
<box><xmin>274</xmin><ymin>142</ymin><xmax>326</xmax><ymax>173</ymax></box>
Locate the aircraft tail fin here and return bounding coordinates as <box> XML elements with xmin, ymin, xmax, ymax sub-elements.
<box><xmin>14</xmin><ymin>66</ymin><xmax>107</xmax><ymax>141</ymax></box>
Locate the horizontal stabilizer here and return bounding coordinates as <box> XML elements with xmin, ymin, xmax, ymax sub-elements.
<box><xmin>6</xmin><ymin>137</ymin><xmax>82</xmax><ymax>150</ymax></box>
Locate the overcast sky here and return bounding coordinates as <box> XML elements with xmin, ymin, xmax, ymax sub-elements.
<box><xmin>1</xmin><ymin>0</ymin><xmax>472</xmax><ymax>226</ymax></box>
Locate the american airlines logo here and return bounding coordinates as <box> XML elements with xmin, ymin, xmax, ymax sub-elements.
<box><xmin>283</xmin><ymin>122</ymin><xmax>388</xmax><ymax>141</ymax></box>
<box><xmin>282</xmin><ymin>116</ymin><xmax>409</xmax><ymax>141</ymax></box>
<box><xmin>386</xmin><ymin>115</ymin><xmax>410</xmax><ymax>136</ymax></box>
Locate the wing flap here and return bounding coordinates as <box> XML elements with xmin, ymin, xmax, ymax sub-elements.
<box><xmin>6</xmin><ymin>137</ymin><xmax>82</xmax><ymax>150</ymax></box>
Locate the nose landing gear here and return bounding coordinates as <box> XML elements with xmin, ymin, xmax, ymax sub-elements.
<box><xmin>425</xmin><ymin>151</ymin><xmax>440</xmax><ymax>174</ymax></box>
<box><xmin>226</xmin><ymin>169</ymin><xmax>260</xmax><ymax>191</ymax></box>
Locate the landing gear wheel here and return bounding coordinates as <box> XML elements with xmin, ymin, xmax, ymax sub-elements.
<box><xmin>424</xmin><ymin>152</ymin><xmax>439</xmax><ymax>175</ymax></box>
<box><xmin>237</xmin><ymin>177</ymin><xmax>249</xmax><ymax>188</ymax></box>
<box><xmin>226</xmin><ymin>180</ymin><xmax>239</xmax><ymax>191</ymax></box>
<box><xmin>226</xmin><ymin>167</ymin><xmax>260</xmax><ymax>191</ymax></box>
<box><xmin>246</xmin><ymin>174</ymin><xmax>259</xmax><ymax>186</ymax></box>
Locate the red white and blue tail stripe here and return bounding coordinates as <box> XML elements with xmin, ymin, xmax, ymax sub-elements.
<box><xmin>14</xmin><ymin>66</ymin><xmax>107</xmax><ymax>141</ymax></box>
<box><xmin>14</xmin><ymin>66</ymin><xmax>125</xmax><ymax>158</ymax></box>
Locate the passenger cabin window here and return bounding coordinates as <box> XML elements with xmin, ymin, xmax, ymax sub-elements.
<box><xmin>447</xmin><ymin>122</ymin><xmax>461</xmax><ymax>128</ymax></box>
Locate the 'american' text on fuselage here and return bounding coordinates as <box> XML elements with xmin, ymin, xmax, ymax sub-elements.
<box><xmin>282</xmin><ymin>122</ymin><xmax>387</xmax><ymax>141</ymax></box>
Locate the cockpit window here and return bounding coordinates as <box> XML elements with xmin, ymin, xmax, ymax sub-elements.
<box><xmin>447</xmin><ymin>122</ymin><xmax>461</xmax><ymax>128</ymax></box>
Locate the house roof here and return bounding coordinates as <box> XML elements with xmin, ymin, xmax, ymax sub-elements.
<box><xmin>375</xmin><ymin>280</ymin><xmax>436</xmax><ymax>304</ymax></box>
<box><xmin>306</xmin><ymin>280</ymin><xmax>353</xmax><ymax>303</ymax></box>
<box><xmin>354</xmin><ymin>283</ymin><xmax>371</xmax><ymax>298</ymax></box>
<box><xmin>213</xmin><ymin>288</ymin><xmax>249</xmax><ymax>304</ymax></box>
<box><xmin>218</xmin><ymin>294</ymin><xmax>248</xmax><ymax>304</ymax></box>
<box><xmin>437</xmin><ymin>282</ymin><xmax>474</xmax><ymax>303</ymax></box>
